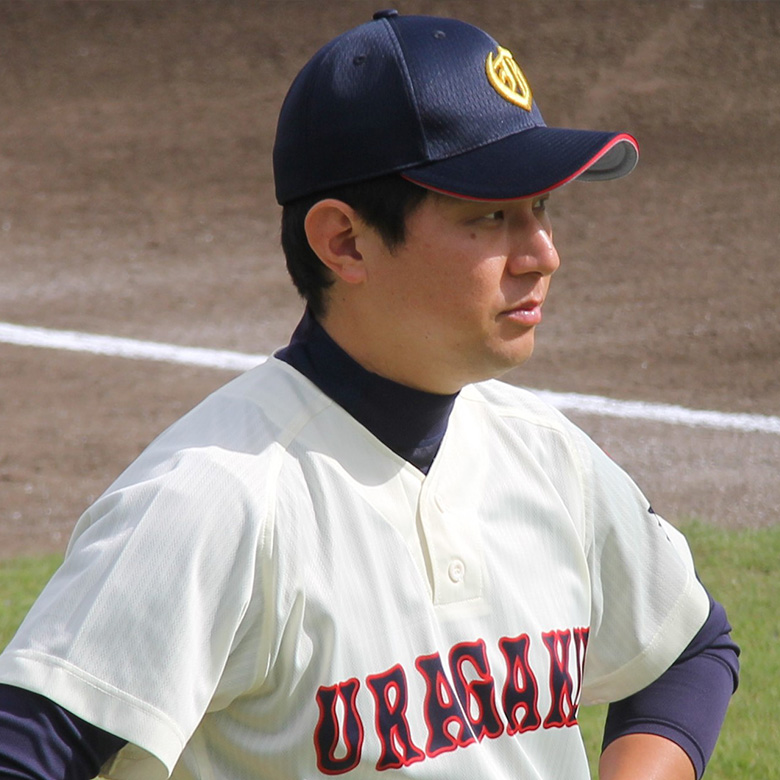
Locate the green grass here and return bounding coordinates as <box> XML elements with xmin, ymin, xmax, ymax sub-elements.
<box><xmin>1</xmin><ymin>523</ymin><xmax>777</xmax><ymax>778</ymax></box>
<box><xmin>579</xmin><ymin>520</ymin><xmax>780</xmax><ymax>778</ymax></box>
<box><xmin>0</xmin><ymin>554</ymin><xmax>63</xmax><ymax>645</ymax></box>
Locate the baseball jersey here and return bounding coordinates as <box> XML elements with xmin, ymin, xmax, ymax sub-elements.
<box><xmin>0</xmin><ymin>357</ymin><xmax>710</xmax><ymax>779</ymax></box>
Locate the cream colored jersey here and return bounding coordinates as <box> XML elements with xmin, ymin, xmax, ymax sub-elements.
<box><xmin>0</xmin><ymin>357</ymin><xmax>709</xmax><ymax>779</ymax></box>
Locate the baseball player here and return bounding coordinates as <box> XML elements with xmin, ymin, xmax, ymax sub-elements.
<box><xmin>0</xmin><ymin>10</ymin><xmax>738</xmax><ymax>780</ymax></box>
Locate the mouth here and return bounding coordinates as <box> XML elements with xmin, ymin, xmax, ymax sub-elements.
<box><xmin>500</xmin><ymin>298</ymin><xmax>544</xmax><ymax>327</ymax></box>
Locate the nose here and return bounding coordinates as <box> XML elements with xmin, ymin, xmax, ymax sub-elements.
<box><xmin>505</xmin><ymin>218</ymin><xmax>560</xmax><ymax>278</ymax></box>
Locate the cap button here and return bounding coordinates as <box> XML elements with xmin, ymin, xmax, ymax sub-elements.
<box><xmin>373</xmin><ymin>9</ymin><xmax>399</xmax><ymax>20</ymax></box>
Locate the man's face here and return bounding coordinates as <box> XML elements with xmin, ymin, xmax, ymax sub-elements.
<box><xmin>351</xmin><ymin>191</ymin><xmax>560</xmax><ymax>393</ymax></box>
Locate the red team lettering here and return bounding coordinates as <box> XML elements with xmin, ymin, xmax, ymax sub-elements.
<box><xmin>449</xmin><ymin>640</ymin><xmax>504</xmax><ymax>742</ymax></box>
<box><xmin>366</xmin><ymin>665</ymin><xmax>425</xmax><ymax>770</ymax></box>
<box><xmin>314</xmin><ymin>628</ymin><xmax>589</xmax><ymax>774</ymax></box>
<box><xmin>314</xmin><ymin>678</ymin><xmax>364</xmax><ymax>775</ymax></box>
<box><xmin>498</xmin><ymin>634</ymin><xmax>541</xmax><ymax>733</ymax></box>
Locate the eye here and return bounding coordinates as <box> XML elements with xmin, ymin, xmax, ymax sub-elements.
<box><xmin>483</xmin><ymin>209</ymin><xmax>505</xmax><ymax>222</ymax></box>
<box><xmin>533</xmin><ymin>195</ymin><xmax>550</xmax><ymax>214</ymax></box>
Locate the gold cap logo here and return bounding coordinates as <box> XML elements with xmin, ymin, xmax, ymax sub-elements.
<box><xmin>486</xmin><ymin>46</ymin><xmax>533</xmax><ymax>111</ymax></box>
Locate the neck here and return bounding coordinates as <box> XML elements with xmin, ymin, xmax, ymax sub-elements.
<box><xmin>275</xmin><ymin>309</ymin><xmax>459</xmax><ymax>473</ymax></box>
<box><xmin>318</xmin><ymin>306</ymin><xmax>465</xmax><ymax>395</ymax></box>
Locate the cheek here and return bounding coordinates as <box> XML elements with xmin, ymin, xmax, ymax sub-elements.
<box><xmin>379</xmin><ymin>236</ymin><xmax>499</xmax><ymax>322</ymax></box>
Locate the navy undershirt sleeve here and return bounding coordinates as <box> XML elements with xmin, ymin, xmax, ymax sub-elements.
<box><xmin>0</xmin><ymin>684</ymin><xmax>127</xmax><ymax>780</ymax></box>
<box><xmin>602</xmin><ymin>593</ymin><xmax>740</xmax><ymax>779</ymax></box>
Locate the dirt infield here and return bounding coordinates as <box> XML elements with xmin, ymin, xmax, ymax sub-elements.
<box><xmin>1</xmin><ymin>1</ymin><xmax>779</xmax><ymax>558</ymax></box>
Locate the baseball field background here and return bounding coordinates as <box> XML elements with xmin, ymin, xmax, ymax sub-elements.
<box><xmin>1</xmin><ymin>1</ymin><xmax>778</xmax><ymax>775</ymax></box>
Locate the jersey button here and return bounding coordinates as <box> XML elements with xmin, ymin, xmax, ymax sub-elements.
<box><xmin>448</xmin><ymin>559</ymin><xmax>465</xmax><ymax>583</ymax></box>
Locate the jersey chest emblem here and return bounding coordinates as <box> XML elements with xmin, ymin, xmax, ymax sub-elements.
<box><xmin>486</xmin><ymin>46</ymin><xmax>533</xmax><ymax>111</ymax></box>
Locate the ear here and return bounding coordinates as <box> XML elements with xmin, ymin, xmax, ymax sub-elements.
<box><xmin>304</xmin><ymin>199</ymin><xmax>367</xmax><ymax>285</ymax></box>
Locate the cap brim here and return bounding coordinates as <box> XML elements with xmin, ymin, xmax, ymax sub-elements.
<box><xmin>402</xmin><ymin>127</ymin><xmax>638</xmax><ymax>201</ymax></box>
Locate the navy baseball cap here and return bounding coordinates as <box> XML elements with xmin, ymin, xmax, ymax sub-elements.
<box><xmin>273</xmin><ymin>9</ymin><xmax>638</xmax><ymax>205</ymax></box>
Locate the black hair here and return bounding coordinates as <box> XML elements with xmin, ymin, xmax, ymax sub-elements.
<box><xmin>280</xmin><ymin>174</ymin><xmax>429</xmax><ymax>318</ymax></box>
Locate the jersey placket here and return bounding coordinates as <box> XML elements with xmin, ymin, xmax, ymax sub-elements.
<box><xmin>415</xmin><ymin>420</ymin><xmax>486</xmax><ymax>606</ymax></box>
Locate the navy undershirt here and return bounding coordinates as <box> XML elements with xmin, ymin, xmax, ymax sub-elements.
<box><xmin>0</xmin><ymin>309</ymin><xmax>739</xmax><ymax>779</ymax></box>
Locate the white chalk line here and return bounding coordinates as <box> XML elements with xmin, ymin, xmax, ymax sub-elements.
<box><xmin>3</xmin><ymin>321</ymin><xmax>780</xmax><ymax>436</ymax></box>
<box><xmin>0</xmin><ymin>322</ymin><xmax>266</xmax><ymax>373</ymax></box>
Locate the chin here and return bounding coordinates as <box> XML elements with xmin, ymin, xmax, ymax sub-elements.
<box><xmin>473</xmin><ymin>348</ymin><xmax>536</xmax><ymax>386</ymax></box>
<box><xmin>501</xmin><ymin>337</ymin><xmax>536</xmax><ymax>369</ymax></box>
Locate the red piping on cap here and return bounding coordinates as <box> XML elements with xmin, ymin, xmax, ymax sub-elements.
<box><xmin>402</xmin><ymin>132</ymin><xmax>639</xmax><ymax>202</ymax></box>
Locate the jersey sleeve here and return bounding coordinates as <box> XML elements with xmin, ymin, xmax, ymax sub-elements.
<box><xmin>0</xmin><ymin>447</ymin><xmax>274</xmax><ymax>780</ymax></box>
<box><xmin>570</xmin><ymin>425</ymin><xmax>711</xmax><ymax>706</ymax></box>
